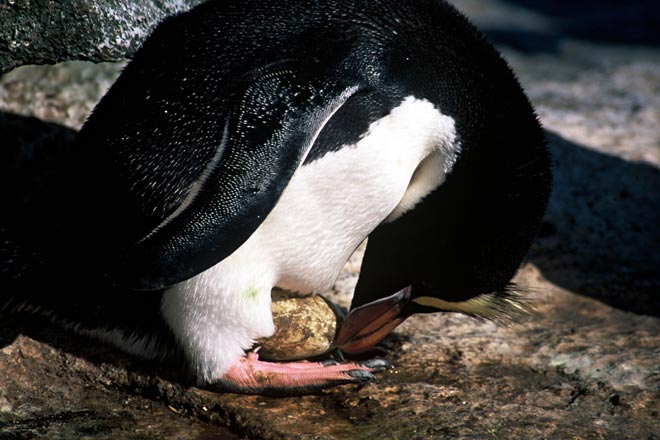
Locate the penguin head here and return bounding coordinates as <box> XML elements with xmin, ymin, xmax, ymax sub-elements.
<box><xmin>334</xmin><ymin>103</ymin><xmax>552</xmax><ymax>354</ymax></box>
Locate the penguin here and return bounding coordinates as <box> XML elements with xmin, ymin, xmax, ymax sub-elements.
<box><xmin>1</xmin><ymin>0</ymin><xmax>551</xmax><ymax>394</ymax></box>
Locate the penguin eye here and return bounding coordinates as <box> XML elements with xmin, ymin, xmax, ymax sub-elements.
<box><xmin>419</xmin><ymin>280</ymin><xmax>433</xmax><ymax>291</ymax></box>
<box><xmin>410</xmin><ymin>280</ymin><xmax>432</xmax><ymax>295</ymax></box>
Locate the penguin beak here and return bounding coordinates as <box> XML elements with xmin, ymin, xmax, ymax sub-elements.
<box><xmin>333</xmin><ymin>286</ymin><xmax>412</xmax><ymax>354</ymax></box>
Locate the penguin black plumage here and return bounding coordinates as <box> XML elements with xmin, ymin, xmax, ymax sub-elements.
<box><xmin>1</xmin><ymin>0</ymin><xmax>551</xmax><ymax>393</ymax></box>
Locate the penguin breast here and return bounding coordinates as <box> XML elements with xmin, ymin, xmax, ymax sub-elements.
<box><xmin>236</xmin><ymin>95</ymin><xmax>461</xmax><ymax>293</ymax></box>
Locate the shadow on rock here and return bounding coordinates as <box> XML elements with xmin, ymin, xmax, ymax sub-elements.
<box><xmin>481</xmin><ymin>0</ymin><xmax>660</xmax><ymax>53</ymax></box>
<box><xmin>0</xmin><ymin>112</ymin><xmax>187</xmax><ymax>386</ymax></box>
<box><xmin>0</xmin><ymin>111</ymin><xmax>77</xmax><ymax>205</ymax></box>
<box><xmin>530</xmin><ymin>131</ymin><xmax>660</xmax><ymax>317</ymax></box>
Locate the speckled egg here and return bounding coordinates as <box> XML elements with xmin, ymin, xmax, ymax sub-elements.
<box><xmin>256</xmin><ymin>289</ymin><xmax>342</xmax><ymax>361</ymax></box>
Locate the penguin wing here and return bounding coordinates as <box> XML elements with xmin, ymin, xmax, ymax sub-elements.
<box><xmin>105</xmin><ymin>66</ymin><xmax>359</xmax><ymax>290</ymax></box>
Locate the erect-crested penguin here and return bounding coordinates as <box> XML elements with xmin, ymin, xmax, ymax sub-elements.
<box><xmin>1</xmin><ymin>0</ymin><xmax>551</xmax><ymax>394</ymax></box>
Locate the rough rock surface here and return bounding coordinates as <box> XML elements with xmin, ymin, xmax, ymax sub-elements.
<box><xmin>0</xmin><ymin>0</ymin><xmax>205</xmax><ymax>75</ymax></box>
<box><xmin>1</xmin><ymin>1</ymin><xmax>659</xmax><ymax>439</ymax></box>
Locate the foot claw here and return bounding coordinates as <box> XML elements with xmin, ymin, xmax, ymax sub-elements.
<box><xmin>359</xmin><ymin>358</ymin><xmax>391</xmax><ymax>371</ymax></box>
<box><xmin>345</xmin><ymin>369</ymin><xmax>374</xmax><ymax>381</ymax></box>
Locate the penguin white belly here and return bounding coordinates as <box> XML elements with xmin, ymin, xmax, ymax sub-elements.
<box><xmin>249</xmin><ymin>96</ymin><xmax>460</xmax><ymax>292</ymax></box>
<box><xmin>161</xmin><ymin>96</ymin><xmax>460</xmax><ymax>382</ymax></box>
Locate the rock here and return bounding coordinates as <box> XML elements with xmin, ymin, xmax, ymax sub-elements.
<box><xmin>0</xmin><ymin>331</ymin><xmax>240</xmax><ymax>440</ymax></box>
<box><xmin>1</xmin><ymin>0</ymin><xmax>659</xmax><ymax>438</ymax></box>
<box><xmin>0</xmin><ymin>0</ymin><xmax>205</xmax><ymax>75</ymax></box>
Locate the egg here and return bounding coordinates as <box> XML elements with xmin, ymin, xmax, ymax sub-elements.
<box><xmin>256</xmin><ymin>289</ymin><xmax>343</xmax><ymax>361</ymax></box>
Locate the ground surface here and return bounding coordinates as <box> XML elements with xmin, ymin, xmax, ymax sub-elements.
<box><xmin>1</xmin><ymin>1</ymin><xmax>659</xmax><ymax>439</ymax></box>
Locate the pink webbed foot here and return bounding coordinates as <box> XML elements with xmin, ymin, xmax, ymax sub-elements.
<box><xmin>212</xmin><ymin>349</ymin><xmax>390</xmax><ymax>394</ymax></box>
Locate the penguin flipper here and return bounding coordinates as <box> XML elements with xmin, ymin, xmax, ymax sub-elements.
<box><xmin>107</xmin><ymin>67</ymin><xmax>359</xmax><ymax>290</ymax></box>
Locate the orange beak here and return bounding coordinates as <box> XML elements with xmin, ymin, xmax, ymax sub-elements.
<box><xmin>333</xmin><ymin>286</ymin><xmax>412</xmax><ymax>354</ymax></box>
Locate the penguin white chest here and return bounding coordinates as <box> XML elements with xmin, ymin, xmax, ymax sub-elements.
<box><xmin>245</xmin><ymin>96</ymin><xmax>460</xmax><ymax>292</ymax></box>
<box><xmin>160</xmin><ymin>96</ymin><xmax>460</xmax><ymax>381</ymax></box>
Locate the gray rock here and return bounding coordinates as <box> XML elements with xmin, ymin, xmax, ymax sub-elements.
<box><xmin>0</xmin><ymin>0</ymin><xmax>205</xmax><ymax>75</ymax></box>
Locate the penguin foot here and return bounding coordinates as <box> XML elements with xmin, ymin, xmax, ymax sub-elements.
<box><xmin>212</xmin><ymin>349</ymin><xmax>390</xmax><ymax>395</ymax></box>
